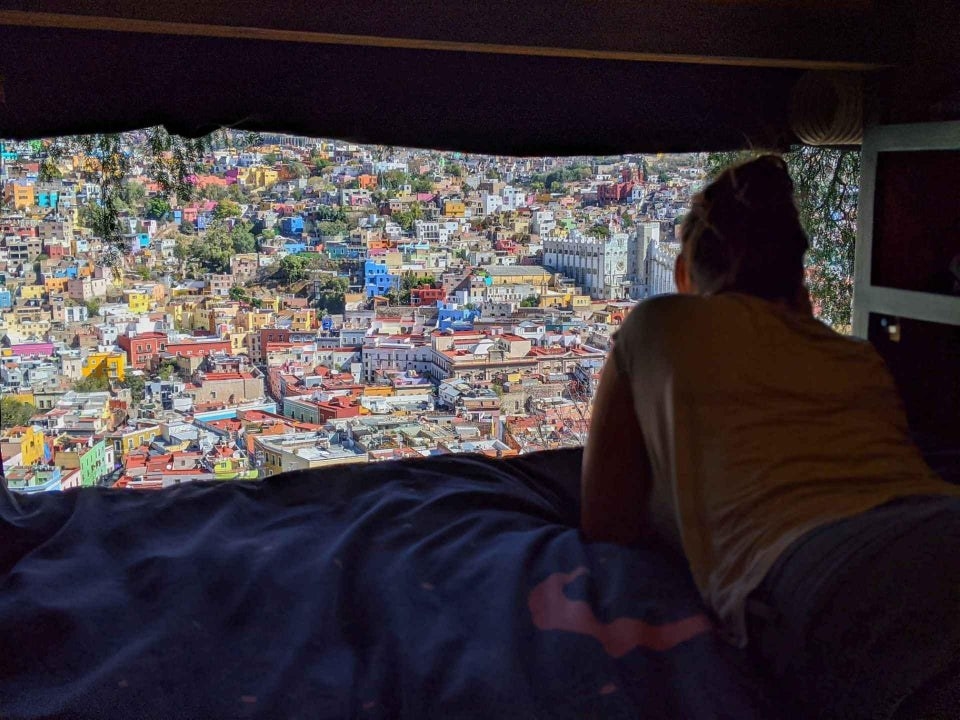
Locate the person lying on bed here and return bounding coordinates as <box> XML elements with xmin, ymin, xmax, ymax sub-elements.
<box><xmin>581</xmin><ymin>154</ymin><xmax>960</xmax><ymax>719</ymax></box>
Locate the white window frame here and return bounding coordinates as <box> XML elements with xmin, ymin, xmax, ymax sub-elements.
<box><xmin>852</xmin><ymin>121</ymin><xmax>960</xmax><ymax>336</ymax></box>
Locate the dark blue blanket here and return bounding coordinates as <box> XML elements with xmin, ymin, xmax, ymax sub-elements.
<box><xmin>0</xmin><ymin>450</ymin><xmax>775</xmax><ymax>719</ymax></box>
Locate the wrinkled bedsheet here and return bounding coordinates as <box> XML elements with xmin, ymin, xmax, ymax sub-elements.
<box><xmin>0</xmin><ymin>449</ymin><xmax>777</xmax><ymax>719</ymax></box>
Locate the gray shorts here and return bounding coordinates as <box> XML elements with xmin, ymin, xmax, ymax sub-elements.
<box><xmin>746</xmin><ymin>495</ymin><xmax>960</xmax><ymax>720</ymax></box>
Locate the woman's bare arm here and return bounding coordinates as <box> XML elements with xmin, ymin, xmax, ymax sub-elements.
<box><xmin>581</xmin><ymin>348</ymin><xmax>653</xmax><ymax>544</ymax></box>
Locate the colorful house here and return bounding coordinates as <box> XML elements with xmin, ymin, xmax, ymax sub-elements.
<box><xmin>82</xmin><ymin>351</ymin><xmax>127</xmax><ymax>382</ymax></box>
<box><xmin>1</xmin><ymin>426</ymin><xmax>46</xmax><ymax>466</ymax></box>
<box><xmin>127</xmin><ymin>291</ymin><xmax>152</xmax><ymax>314</ymax></box>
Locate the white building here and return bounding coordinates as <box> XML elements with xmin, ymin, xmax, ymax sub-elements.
<box><xmin>628</xmin><ymin>221</ymin><xmax>662</xmax><ymax>299</ymax></box>
<box><xmin>413</xmin><ymin>220</ymin><xmax>452</xmax><ymax>245</ymax></box>
<box><xmin>361</xmin><ymin>337</ymin><xmax>434</xmax><ymax>382</ymax></box>
<box><xmin>542</xmin><ymin>228</ymin><xmax>629</xmax><ymax>299</ymax></box>
<box><xmin>644</xmin><ymin>239</ymin><xmax>681</xmax><ymax>297</ymax></box>
<box><xmin>530</xmin><ymin>209</ymin><xmax>556</xmax><ymax>236</ymax></box>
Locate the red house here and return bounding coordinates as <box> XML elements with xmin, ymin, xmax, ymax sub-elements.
<box><xmin>118</xmin><ymin>332</ymin><xmax>168</xmax><ymax>369</ymax></box>
<box><xmin>410</xmin><ymin>287</ymin><xmax>446</xmax><ymax>306</ymax></box>
<box><xmin>164</xmin><ymin>337</ymin><xmax>232</xmax><ymax>360</ymax></box>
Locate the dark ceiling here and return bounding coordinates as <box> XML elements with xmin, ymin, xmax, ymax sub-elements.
<box><xmin>0</xmin><ymin>1</ymin><xmax>951</xmax><ymax>155</ymax></box>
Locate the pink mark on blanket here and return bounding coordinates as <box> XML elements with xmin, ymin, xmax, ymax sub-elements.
<box><xmin>528</xmin><ymin>567</ymin><xmax>713</xmax><ymax>657</ymax></box>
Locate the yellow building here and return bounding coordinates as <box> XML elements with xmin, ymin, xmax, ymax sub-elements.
<box><xmin>443</xmin><ymin>200</ymin><xmax>466</xmax><ymax>218</ymax></box>
<box><xmin>108</xmin><ymin>425</ymin><xmax>163</xmax><ymax>457</ymax></box>
<box><xmin>44</xmin><ymin>277</ymin><xmax>70</xmax><ymax>293</ymax></box>
<box><xmin>20</xmin><ymin>284</ymin><xmax>45</xmax><ymax>301</ymax></box>
<box><xmin>288</xmin><ymin>309</ymin><xmax>316</xmax><ymax>332</ymax></box>
<box><xmin>237</xmin><ymin>308</ymin><xmax>275</xmax><ymax>333</ymax></box>
<box><xmin>82</xmin><ymin>351</ymin><xmax>127</xmax><ymax>382</ymax></box>
<box><xmin>229</xmin><ymin>331</ymin><xmax>248</xmax><ymax>354</ymax></box>
<box><xmin>6</xmin><ymin>184</ymin><xmax>36</xmax><ymax>210</ymax></box>
<box><xmin>2</xmin><ymin>425</ymin><xmax>45</xmax><ymax>466</ymax></box>
<box><xmin>127</xmin><ymin>291</ymin><xmax>152</xmax><ymax>314</ymax></box>
<box><xmin>240</xmin><ymin>166</ymin><xmax>279</xmax><ymax>189</ymax></box>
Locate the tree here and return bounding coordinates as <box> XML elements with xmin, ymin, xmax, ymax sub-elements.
<box><xmin>40</xmin><ymin>127</ymin><xmax>256</xmax><ymax>254</ymax></box>
<box><xmin>315</xmin><ymin>205</ymin><xmax>347</xmax><ymax>222</ymax></box>
<box><xmin>587</xmin><ymin>224</ymin><xmax>611</xmax><ymax>239</ymax></box>
<box><xmin>520</xmin><ymin>295</ymin><xmax>540</xmax><ymax>307</ymax></box>
<box><xmin>229</xmin><ymin>285</ymin><xmax>249</xmax><ymax>302</ymax></box>
<box><xmin>84</xmin><ymin>298</ymin><xmax>101</xmax><ymax>317</ymax></box>
<box><xmin>136</xmin><ymin>266</ymin><xmax>152</xmax><ymax>281</ymax></box>
<box><xmin>277</xmin><ymin>254</ymin><xmax>309</xmax><ymax>284</ymax></box>
<box><xmin>74</xmin><ymin>375</ymin><xmax>110</xmax><ymax>392</ymax></box>
<box><xmin>410</xmin><ymin>175</ymin><xmax>434</xmax><ymax>193</ymax></box>
<box><xmin>121</xmin><ymin>374</ymin><xmax>146</xmax><ymax>404</ymax></box>
<box><xmin>192</xmin><ymin>221</ymin><xmax>235</xmax><ymax>273</ymax></box>
<box><xmin>705</xmin><ymin>148</ymin><xmax>859</xmax><ymax>330</ymax></box>
<box><xmin>0</xmin><ymin>397</ymin><xmax>37</xmax><ymax>429</ymax></box>
<box><xmin>179</xmin><ymin>219</ymin><xmax>195</xmax><ymax>235</ymax></box>
<box><xmin>145</xmin><ymin>197</ymin><xmax>171</xmax><ymax>220</ymax></box>
<box><xmin>657</xmin><ymin>171</ymin><xmax>669</xmax><ymax>183</ymax></box>
<box><xmin>317</xmin><ymin>220</ymin><xmax>348</xmax><ymax>237</ymax></box>
<box><xmin>313</xmin><ymin>275</ymin><xmax>349</xmax><ymax>313</ymax></box>
<box><xmin>213</xmin><ymin>200</ymin><xmax>242</xmax><ymax>220</ymax></box>
<box><xmin>230</xmin><ymin>222</ymin><xmax>256</xmax><ymax>254</ymax></box>
<box><xmin>124</xmin><ymin>181</ymin><xmax>146</xmax><ymax>206</ymax></box>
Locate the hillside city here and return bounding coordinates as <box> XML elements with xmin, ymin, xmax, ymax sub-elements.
<box><xmin>0</xmin><ymin>133</ymin><xmax>704</xmax><ymax>492</ymax></box>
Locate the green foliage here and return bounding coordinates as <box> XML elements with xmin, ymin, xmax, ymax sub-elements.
<box><xmin>529</xmin><ymin>167</ymin><xmax>591</xmax><ymax>190</ymax></box>
<box><xmin>229</xmin><ymin>285</ymin><xmax>249</xmax><ymax>302</ymax></box>
<box><xmin>315</xmin><ymin>205</ymin><xmax>347</xmax><ymax>223</ymax></box>
<box><xmin>0</xmin><ymin>396</ymin><xmax>37</xmax><ymax>429</ymax></box>
<box><xmin>392</xmin><ymin>204</ymin><xmax>423</xmax><ymax>232</ymax></box>
<box><xmin>121</xmin><ymin>374</ymin><xmax>146</xmax><ymax>404</ymax></box>
<box><xmin>145</xmin><ymin>196</ymin><xmax>171</xmax><ymax>220</ymax></box>
<box><xmin>410</xmin><ymin>175</ymin><xmax>434</xmax><ymax>193</ymax></box>
<box><xmin>587</xmin><ymin>224</ymin><xmax>611</xmax><ymax>239</ymax></box>
<box><xmin>136</xmin><ymin>266</ymin><xmax>152</xmax><ymax>281</ymax></box>
<box><xmin>175</xmin><ymin>220</ymin><xmax>237</xmax><ymax>275</ymax></box>
<box><xmin>657</xmin><ymin>171</ymin><xmax>669</xmax><ymax>183</ymax></box>
<box><xmin>313</xmin><ymin>275</ymin><xmax>350</xmax><ymax>314</ymax></box>
<box><xmin>705</xmin><ymin>147</ymin><xmax>859</xmax><ymax>330</ymax></box>
<box><xmin>74</xmin><ymin>374</ymin><xmax>109</xmax><ymax>392</ymax></box>
<box><xmin>41</xmin><ymin>128</ymin><xmax>259</xmax><ymax>257</ymax></box>
<box><xmin>448</xmin><ymin>164</ymin><xmax>462</xmax><ymax>178</ymax></box>
<box><xmin>199</xmin><ymin>184</ymin><xmax>229</xmax><ymax>201</ymax></box>
<box><xmin>124</xmin><ymin>181</ymin><xmax>146</xmax><ymax>206</ymax></box>
<box><xmin>277</xmin><ymin>254</ymin><xmax>309</xmax><ymax>284</ymax></box>
<box><xmin>230</xmin><ymin>223</ymin><xmax>256</xmax><ymax>254</ymax></box>
<box><xmin>317</xmin><ymin>220</ymin><xmax>348</xmax><ymax>237</ymax></box>
<box><xmin>213</xmin><ymin>200</ymin><xmax>242</xmax><ymax>220</ymax></box>
<box><xmin>179</xmin><ymin>220</ymin><xmax>194</xmax><ymax>235</ymax></box>
<box><xmin>520</xmin><ymin>295</ymin><xmax>540</xmax><ymax>307</ymax></box>
<box><xmin>158</xmin><ymin>364</ymin><xmax>174</xmax><ymax>381</ymax></box>
<box><xmin>84</xmin><ymin>298</ymin><xmax>101</xmax><ymax>317</ymax></box>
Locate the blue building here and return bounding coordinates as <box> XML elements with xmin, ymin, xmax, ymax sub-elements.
<box><xmin>279</xmin><ymin>216</ymin><xmax>304</xmax><ymax>236</ymax></box>
<box><xmin>283</xmin><ymin>240</ymin><xmax>307</xmax><ymax>255</ymax></box>
<box><xmin>0</xmin><ymin>287</ymin><xmax>12</xmax><ymax>309</ymax></box>
<box><xmin>36</xmin><ymin>190</ymin><xmax>60</xmax><ymax>208</ymax></box>
<box><xmin>364</xmin><ymin>259</ymin><xmax>400</xmax><ymax>299</ymax></box>
<box><xmin>326</xmin><ymin>242</ymin><xmax>361</xmax><ymax>260</ymax></box>
<box><xmin>437</xmin><ymin>303</ymin><xmax>481</xmax><ymax>331</ymax></box>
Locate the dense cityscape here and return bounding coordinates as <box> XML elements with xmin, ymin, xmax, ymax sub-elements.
<box><xmin>0</xmin><ymin>133</ymin><xmax>705</xmax><ymax>492</ymax></box>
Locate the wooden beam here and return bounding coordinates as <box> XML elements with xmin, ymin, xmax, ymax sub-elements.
<box><xmin>0</xmin><ymin>10</ymin><xmax>887</xmax><ymax>71</ymax></box>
